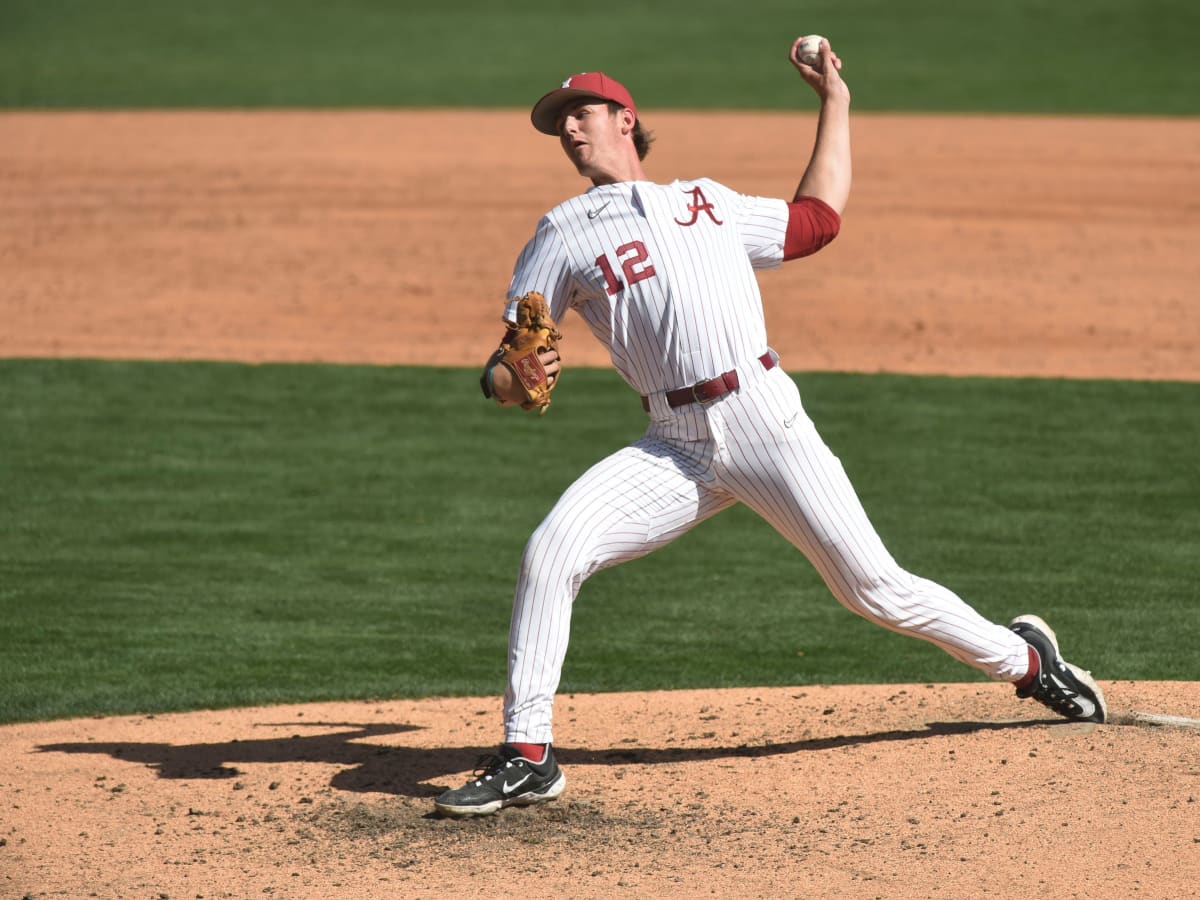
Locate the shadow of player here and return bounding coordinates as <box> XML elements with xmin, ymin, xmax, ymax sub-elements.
<box><xmin>36</xmin><ymin>715</ymin><xmax>1063</xmax><ymax>800</ymax></box>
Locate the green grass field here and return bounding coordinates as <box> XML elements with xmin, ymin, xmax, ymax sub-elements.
<box><xmin>2</xmin><ymin>0</ymin><xmax>1198</xmax><ymax>113</ymax></box>
<box><xmin>2</xmin><ymin>361</ymin><xmax>1196</xmax><ymax>724</ymax></box>
<box><xmin>1</xmin><ymin>1</ymin><xmax>1196</xmax><ymax>725</ymax></box>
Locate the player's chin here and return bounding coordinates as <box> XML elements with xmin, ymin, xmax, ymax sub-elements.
<box><xmin>564</xmin><ymin>148</ymin><xmax>594</xmax><ymax>174</ymax></box>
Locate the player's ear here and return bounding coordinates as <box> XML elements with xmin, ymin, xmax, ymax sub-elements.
<box><xmin>618</xmin><ymin>106</ymin><xmax>636</xmax><ymax>135</ymax></box>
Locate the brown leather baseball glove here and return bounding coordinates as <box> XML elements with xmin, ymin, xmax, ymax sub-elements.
<box><xmin>490</xmin><ymin>291</ymin><xmax>563</xmax><ymax>414</ymax></box>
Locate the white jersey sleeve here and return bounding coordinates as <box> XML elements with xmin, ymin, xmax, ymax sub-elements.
<box><xmin>506</xmin><ymin>217</ymin><xmax>581</xmax><ymax>325</ymax></box>
<box><xmin>736</xmin><ymin>195</ymin><xmax>790</xmax><ymax>269</ymax></box>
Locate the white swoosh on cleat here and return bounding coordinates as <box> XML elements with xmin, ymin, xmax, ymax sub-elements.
<box><xmin>501</xmin><ymin>773</ymin><xmax>532</xmax><ymax>795</ymax></box>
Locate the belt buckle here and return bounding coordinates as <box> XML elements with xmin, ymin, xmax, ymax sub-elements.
<box><xmin>691</xmin><ymin>374</ymin><xmax>724</xmax><ymax>408</ymax></box>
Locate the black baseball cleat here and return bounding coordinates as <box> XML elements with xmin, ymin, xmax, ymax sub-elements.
<box><xmin>1010</xmin><ymin>614</ymin><xmax>1106</xmax><ymax>723</ymax></box>
<box><xmin>435</xmin><ymin>743</ymin><xmax>566</xmax><ymax>818</ymax></box>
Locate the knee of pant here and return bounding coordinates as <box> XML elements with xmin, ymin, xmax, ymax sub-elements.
<box><xmin>518</xmin><ymin>520</ymin><xmax>591</xmax><ymax>594</ymax></box>
<box><xmin>843</xmin><ymin>568</ymin><xmax>918</xmax><ymax>625</ymax></box>
<box><xmin>521</xmin><ymin>518</ymin><xmax>561</xmax><ymax>567</ymax></box>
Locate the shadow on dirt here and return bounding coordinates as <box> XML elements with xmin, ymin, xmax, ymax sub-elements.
<box><xmin>36</xmin><ymin>716</ymin><xmax>1062</xmax><ymax>800</ymax></box>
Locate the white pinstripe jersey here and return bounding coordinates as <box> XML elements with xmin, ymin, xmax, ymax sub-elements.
<box><xmin>506</xmin><ymin>178</ymin><xmax>790</xmax><ymax>396</ymax></box>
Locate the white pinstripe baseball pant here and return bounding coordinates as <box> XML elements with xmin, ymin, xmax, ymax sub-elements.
<box><xmin>504</xmin><ymin>361</ymin><xmax>1030</xmax><ymax>743</ymax></box>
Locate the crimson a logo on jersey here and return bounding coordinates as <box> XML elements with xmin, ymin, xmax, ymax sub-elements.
<box><xmin>674</xmin><ymin>186</ymin><xmax>723</xmax><ymax>227</ymax></box>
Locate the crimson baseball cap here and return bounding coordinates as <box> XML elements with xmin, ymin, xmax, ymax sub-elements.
<box><xmin>530</xmin><ymin>72</ymin><xmax>638</xmax><ymax>135</ymax></box>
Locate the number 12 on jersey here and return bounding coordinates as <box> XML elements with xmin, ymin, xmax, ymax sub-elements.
<box><xmin>595</xmin><ymin>241</ymin><xmax>657</xmax><ymax>295</ymax></box>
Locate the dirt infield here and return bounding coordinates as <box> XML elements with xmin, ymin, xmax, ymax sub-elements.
<box><xmin>4</xmin><ymin>684</ymin><xmax>1199</xmax><ymax>898</ymax></box>
<box><xmin>2</xmin><ymin>110</ymin><xmax>1199</xmax><ymax>899</ymax></box>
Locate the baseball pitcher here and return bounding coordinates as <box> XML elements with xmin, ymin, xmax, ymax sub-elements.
<box><xmin>436</xmin><ymin>35</ymin><xmax>1106</xmax><ymax>818</ymax></box>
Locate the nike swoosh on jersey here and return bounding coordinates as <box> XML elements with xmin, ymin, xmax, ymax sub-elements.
<box><xmin>587</xmin><ymin>200</ymin><xmax>612</xmax><ymax>220</ymax></box>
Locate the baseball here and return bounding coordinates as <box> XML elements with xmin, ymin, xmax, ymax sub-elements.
<box><xmin>797</xmin><ymin>35</ymin><xmax>825</xmax><ymax>68</ymax></box>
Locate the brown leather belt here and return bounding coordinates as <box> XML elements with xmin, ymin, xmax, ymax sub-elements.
<box><xmin>641</xmin><ymin>352</ymin><xmax>777</xmax><ymax>413</ymax></box>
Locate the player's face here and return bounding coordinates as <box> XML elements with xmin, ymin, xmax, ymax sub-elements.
<box><xmin>557</xmin><ymin>101</ymin><xmax>631</xmax><ymax>183</ymax></box>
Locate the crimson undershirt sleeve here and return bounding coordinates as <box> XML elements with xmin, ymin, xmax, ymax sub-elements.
<box><xmin>783</xmin><ymin>195</ymin><xmax>841</xmax><ymax>260</ymax></box>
